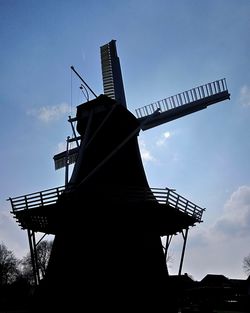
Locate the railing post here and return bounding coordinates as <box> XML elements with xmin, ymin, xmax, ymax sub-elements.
<box><xmin>175</xmin><ymin>195</ymin><xmax>179</xmax><ymax>209</ymax></box>
<box><xmin>8</xmin><ymin>197</ymin><xmax>14</xmax><ymax>211</ymax></box>
<box><xmin>40</xmin><ymin>192</ymin><xmax>43</xmax><ymax>206</ymax></box>
<box><xmin>165</xmin><ymin>188</ymin><xmax>170</xmax><ymax>204</ymax></box>
<box><xmin>24</xmin><ymin>195</ymin><xmax>28</xmax><ymax>210</ymax></box>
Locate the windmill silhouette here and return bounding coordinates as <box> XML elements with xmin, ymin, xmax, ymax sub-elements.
<box><xmin>8</xmin><ymin>40</ymin><xmax>230</xmax><ymax>311</ymax></box>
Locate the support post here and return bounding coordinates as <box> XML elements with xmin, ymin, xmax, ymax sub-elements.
<box><xmin>32</xmin><ymin>231</ymin><xmax>40</xmax><ymax>284</ymax></box>
<box><xmin>178</xmin><ymin>228</ymin><xmax>189</xmax><ymax>276</ymax></box>
<box><xmin>163</xmin><ymin>235</ymin><xmax>173</xmax><ymax>275</ymax></box>
<box><xmin>27</xmin><ymin>229</ymin><xmax>39</xmax><ymax>285</ymax></box>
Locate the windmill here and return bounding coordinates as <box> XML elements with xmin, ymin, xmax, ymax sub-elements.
<box><xmin>8</xmin><ymin>40</ymin><xmax>230</xmax><ymax>311</ymax></box>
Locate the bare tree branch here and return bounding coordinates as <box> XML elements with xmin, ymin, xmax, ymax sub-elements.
<box><xmin>243</xmin><ymin>254</ymin><xmax>250</xmax><ymax>276</ymax></box>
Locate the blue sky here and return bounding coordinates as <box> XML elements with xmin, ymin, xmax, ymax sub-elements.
<box><xmin>1</xmin><ymin>0</ymin><xmax>250</xmax><ymax>281</ymax></box>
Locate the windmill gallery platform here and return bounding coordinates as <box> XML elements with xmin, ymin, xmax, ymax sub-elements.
<box><xmin>8</xmin><ymin>40</ymin><xmax>230</xmax><ymax>311</ymax></box>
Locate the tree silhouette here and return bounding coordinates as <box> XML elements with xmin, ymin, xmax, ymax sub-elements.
<box><xmin>0</xmin><ymin>242</ymin><xmax>20</xmax><ymax>285</ymax></box>
<box><xmin>22</xmin><ymin>240</ymin><xmax>53</xmax><ymax>283</ymax></box>
<box><xmin>243</xmin><ymin>254</ymin><xmax>250</xmax><ymax>276</ymax></box>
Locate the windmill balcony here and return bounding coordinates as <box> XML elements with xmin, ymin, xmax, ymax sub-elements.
<box><xmin>8</xmin><ymin>185</ymin><xmax>205</xmax><ymax>235</ymax></box>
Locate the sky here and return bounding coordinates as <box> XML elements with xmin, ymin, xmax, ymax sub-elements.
<box><xmin>0</xmin><ymin>0</ymin><xmax>250</xmax><ymax>281</ymax></box>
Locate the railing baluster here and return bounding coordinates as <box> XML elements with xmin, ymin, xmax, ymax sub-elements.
<box><xmin>165</xmin><ymin>189</ymin><xmax>170</xmax><ymax>203</ymax></box>
<box><xmin>9</xmin><ymin>197</ymin><xmax>15</xmax><ymax>211</ymax></box>
<box><xmin>40</xmin><ymin>192</ymin><xmax>43</xmax><ymax>206</ymax></box>
<box><xmin>160</xmin><ymin>187</ymin><xmax>204</xmax><ymax>222</ymax></box>
<box><xmin>24</xmin><ymin>196</ymin><xmax>28</xmax><ymax>210</ymax></box>
<box><xmin>175</xmin><ymin>195</ymin><xmax>179</xmax><ymax>209</ymax></box>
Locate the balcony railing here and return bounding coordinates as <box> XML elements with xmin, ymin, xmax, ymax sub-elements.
<box><xmin>8</xmin><ymin>185</ymin><xmax>205</xmax><ymax>223</ymax></box>
<box><xmin>8</xmin><ymin>186</ymin><xmax>65</xmax><ymax>212</ymax></box>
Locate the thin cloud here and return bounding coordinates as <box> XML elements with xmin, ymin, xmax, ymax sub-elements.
<box><xmin>176</xmin><ymin>186</ymin><xmax>250</xmax><ymax>279</ymax></box>
<box><xmin>27</xmin><ymin>102</ymin><xmax>71</xmax><ymax>122</ymax></box>
<box><xmin>239</xmin><ymin>85</ymin><xmax>250</xmax><ymax>107</ymax></box>
<box><xmin>214</xmin><ymin>185</ymin><xmax>250</xmax><ymax>237</ymax></box>
<box><xmin>138</xmin><ymin>138</ymin><xmax>155</xmax><ymax>162</ymax></box>
<box><xmin>55</xmin><ymin>140</ymin><xmax>78</xmax><ymax>154</ymax></box>
<box><xmin>156</xmin><ymin>131</ymin><xmax>171</xmax><ymax>146</ymax></box>
<box><xmin>187</xmin><ymin>185</ymin><xmax>250</xmax><ymax>248</ymax></box>
<box><xmin>55</xmin><ymin>141</ymin><xmax>67</xmax><ymax>154</ymax></box>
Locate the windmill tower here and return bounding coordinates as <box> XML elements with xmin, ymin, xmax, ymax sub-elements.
<box><xmin>8</xmin><ymin>40</ymin><xmax>230</xmax><ymax>311</ymax></box>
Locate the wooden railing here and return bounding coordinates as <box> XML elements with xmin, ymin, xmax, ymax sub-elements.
<box><xmin>152</xmin><ymin>187</ymin><xmax>204</xmax><ymax>222</ymax></box>
<box><xmin>8</xmin><ymin>185</ymin><xmax>205</xmax><ymax>222</ymax></box>
<box><xmin>8</xmin><ymin>186</ymin><xmax>65</xmax><ymax>212</ymax></box>
<box><xmin>125</xmin><ymin>187</ymin><xmax>205</xmax><ymax>222</ymax></box>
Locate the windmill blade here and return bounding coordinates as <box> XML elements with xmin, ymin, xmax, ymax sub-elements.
<box><xmin>100</xmin><ymin>40</ymin><xmax>127</xmax><ymax>107</ymax></box>
<box><xmin>135</xmin><ymin>78</ymin><xmax>230</xmax><ymax>131</ymax></box>
<box><xmin>53</xmin><ymin>147</ymin><xmax>79</xmax><ymax>170</ymax></box>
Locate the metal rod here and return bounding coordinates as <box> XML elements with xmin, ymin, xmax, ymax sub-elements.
<box><xmin>71</xmin><ymin>66</ymin><xmax>97</xmax><ymax>98</ymax></box>
<box><xmin>36</xmin><ymin>233</ymin><xmax>47</xmax><ymax>247</ymax></box>
<box><xmin>65</xmin><ymin>136</ymin><xmax>70</xmax><ymax>186</ymax></box>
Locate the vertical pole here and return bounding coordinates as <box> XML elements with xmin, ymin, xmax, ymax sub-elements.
<box><xmin>65</xmin><ymin>136</ymin><xmax>70</xmax><ymax>186</ymax></box>
<box><xmin>178</xmin><ymin>228</ymin><xmax>189</xmax><ymax>276</ymax></box>
<box><xmin>32</xmin><ymin>231</ymin><xmax>40</xmax><ymax>284</ymax></box>
<box><xmin>164</xmin><ymin>235</ymin><xmax>172</xmax><ymax>275</ymax></box>
<box><xmin>27</xmin><ymin>229</ymin><xmax>38</xmax><ymax>286</ymax></box>
<box><xmin>164</xmin><ymin>236</ymin><xmax>168</xmax><ymax>259</ymax></box>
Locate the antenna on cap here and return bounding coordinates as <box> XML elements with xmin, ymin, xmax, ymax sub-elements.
<box><xmin>70</xmin><ymin>66</ymin><xmax>97</xmax><ymax>98</ymax></box>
